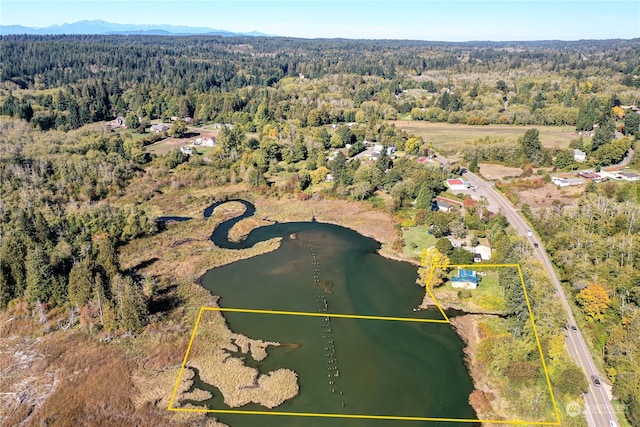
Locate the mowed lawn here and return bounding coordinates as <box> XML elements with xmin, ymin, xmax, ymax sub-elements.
<box><xmin>433</xmin><ymin>269</ymin><xmax>506</xmax><ymax>313</ymax></box>
<box><xmin>391</xmin><ymin>121</ymin><xmax>578</xmax><ymax>155</ymax></box>
<box><xmin>145</xmin><ymin>129</ymin><xmax>219</xmax><ymax>156</ymax></box>
<box><xmin>402</xmin><ymin>225</ymin><xmax>437</xmax><ymax>260</ymax></box>
<box><xmin>145</xmin><ymin>137</ymin><xmax>187</xmax><ymax>155</ymax></box>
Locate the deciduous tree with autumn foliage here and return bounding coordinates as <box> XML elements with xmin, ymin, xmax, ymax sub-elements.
<box><xmin>576</xmin><ymin>284</ymin><xmax>611</xmax><ymax>322</ymax></box>
<box><xmin>418</xmin><ymin>247</ymin><xmax>450</xmax><ymax>288</ymax></box>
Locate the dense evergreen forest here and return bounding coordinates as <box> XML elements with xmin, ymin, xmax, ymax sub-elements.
<box><xmin>2</xmin><ymin>35</ymin><xmax>640</xmax><ymax>132</ymax></box>
<box><xmin>1</xmin><ymin>34</ymin><xmax>640</xmax><ymax>425</ymax></box>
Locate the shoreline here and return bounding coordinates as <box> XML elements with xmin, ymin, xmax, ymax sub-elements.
<box><xmin>193</xmin><ymin>194</ymin><xmax>413</xmax><ymax>281</ymax></box>
<box><xmin>449</xmin><ymin>314</ymin><xmax>501</xmax><ymax>423</ymax></box>
<box><xmin>204</xmin><ymin>196</ymin><xmax>503</xmax><ymax>420</ymax></box>
<box><xmin>174</xmin><ymin>299</ymin><xmax>300</xmax><ymax>410</ymax></box>
<box><xmin>127</xmin><ymin>192</ymin><xmax>486</xmax><ymax>419</ymax></box>
<box><xmin>419</xmin><ymin>285</ymin><xmax>507</xmax><ymax>422</ymax></box>
<box><xmin>219</xmin><ymin>194</ymin><xmax>417</xmax><ymax>264</ymax></box>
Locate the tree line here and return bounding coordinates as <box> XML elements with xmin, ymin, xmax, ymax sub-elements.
<box><xmin>525</xmin><ymin>188</ymin><xmax>640</xmax><ymax>424</ymax></box>
<box><xmin>2</xmin><ymin>35</ymin><xmax>639</xmax><ymax>133</ymax></box>
<box><xmin>0</xmin><ymin>119</ymin><xmax>156</xmax><ymax>331</ymax></box>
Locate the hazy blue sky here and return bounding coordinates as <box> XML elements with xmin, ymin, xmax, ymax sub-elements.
<box><xmin>2</xmin><ymin>0</ymin><xmax>639</xmax><ymax>41</ymax></box>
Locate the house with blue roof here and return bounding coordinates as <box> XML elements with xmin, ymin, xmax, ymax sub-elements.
<box><xmin>451</xmin><ymin>269</ymin><xmax>480</xmax><ymax>290</ymax></box>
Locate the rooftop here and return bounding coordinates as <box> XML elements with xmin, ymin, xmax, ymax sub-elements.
<box><xmin>618</xmin><ymin>172</ymin><xmax>640</xmax><ymax>178</ymax></box>
<box><xmin>451</xmin><ymin>269</ymin><xmax>479</xmax><ymax>283</ymax></box>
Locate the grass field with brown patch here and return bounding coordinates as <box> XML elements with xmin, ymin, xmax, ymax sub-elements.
<box><xmin>391</xmin><ymin>121</ymin><xmax>578</xmax><ymax>155</ymax></box>
<box><xmin>477</xmin><ymin>163</ymin><xmax>525</xmax><ymax>180</ymax></box>
<box><xmin>516</xmin><ymin>182</ymin><xmax>584</xmax><ymax>208</ymax></box>
<box><xmin>145</xmin><ymin>130</ymin><xmax>219</xmax><ymax>156</ymax></box>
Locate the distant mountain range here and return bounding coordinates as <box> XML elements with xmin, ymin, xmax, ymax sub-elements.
<box><xmin>0</xmin><ymin>20</ymin><xmax>272</xmax><ymax>37</ymax></box>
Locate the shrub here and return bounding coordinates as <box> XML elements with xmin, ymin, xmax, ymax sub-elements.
<box><xmin>457</xmin><ymin>290</ymin><xmax>473</xmax><ymax>299</ymax></box>
<box><xmin>467</xmin><ymin>116</ymin><xmax>490</xmax><ymax>125</ymax></box>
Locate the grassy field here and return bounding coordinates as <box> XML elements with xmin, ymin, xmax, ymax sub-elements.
<box><xmin>402</xmin><ymin>225</ymin><xmax>437</xmax><ymax>260</ymax></box>
<box><xmin>145</xmin><ymin>141</ymin><xmax>217</xmax><ymax>157</ymax></box>
<box><xmin>432</xmin><ymin>268</ymin><xmax>506</xmax><ymax>313</ymax></box>
<box><xmin>391</xmin><ymin>121</ymin><xmax>578</xmax><ymax>155</ymax></box>
<box><xmin>145</xmin><ymin>128</ymin><xmax>220</xmax><ymax>156</ymax></box>
<box><xmin>143</xmin><ymin>138</ymin><xmax>182</xmax><ymax>155</ymax></box>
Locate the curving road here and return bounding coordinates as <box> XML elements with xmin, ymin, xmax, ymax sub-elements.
<box><xmin>458</xmin><ymin>169</ymin><xmax>620</xmax><ymax>427</ymax></box>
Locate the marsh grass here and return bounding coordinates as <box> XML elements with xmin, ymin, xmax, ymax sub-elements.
<box><xmin>112</xmin><ymin>184</ymin><xmax>398</xmax><ymax>419</ymax></box>
<box><xmin>177</xmin><ymin>309</ymin><xmax>299</xmax><ymax>409</ymax></box>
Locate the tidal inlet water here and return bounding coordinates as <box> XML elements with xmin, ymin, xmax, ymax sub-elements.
<box><xmin>197</xmin><ymin>214</ymin><xmax>479</xmax><ymax>427</ymax></box>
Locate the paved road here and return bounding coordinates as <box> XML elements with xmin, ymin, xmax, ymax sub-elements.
<box><xmin>619</xmin><ymin>148</ymin><xmax>634</xmax><ymax>168</ymax></box>
<box><xmin>459</xmin><ymin>170</ymin><xmax>620</xmax><ymax>427</ymax></box>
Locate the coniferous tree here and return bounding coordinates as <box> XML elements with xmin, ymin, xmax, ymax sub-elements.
<box><xmin>68</xmin><ymin>100</ymin><xmax>81</xmax><ymax>129</ymax></box>
<box><xmin>18</xmin><ymin>101</ymin><xmax>33</xmax><ymax>122</ymax></box>
<box><xmin>415</xmin><ymin>182</ymin><xmax>435</xmax><ymax>209</ymax></box>
<box><xmin>68</xmin><ymin>259</ymin><xmax>94</xmax><ymax>307</ymax></box>
<box><xmin>520</xmin><ymin>128</ymin><xmax>545</xmax><ymax>165</ymax></box>
<box><xmin>624</xmin><ymin>111</ymin><xmax>640</xmax><ymax>135</ymax></box>
<box><xmin>0</xmin><ymin>269</ymin><xmax>12</xmax><ymax>309</ymax></box>
<box><xmin>576</xmin><ymin>98</ymin><xmax>599</xmax><ymax>132</ymax></box>
<box><xmin>329</xmin><ymin>151</ymin><xmax>349</xmax><ymax>185</ymax></box>
<box><xmin>112</xmin><ymin>274</ymin><xmax>147</xmax><ymax>331</ymax></box>
<box><xmin>122</xmin><ymin>276</ymin><xmax>148</xmax><ymax>331</ymax></box>
<box><xmin>469</xmin><ymin>155</ymin><xmax>479</xmax><ymax>173</ymax></box>
<box><xmin>0</xmin><ymin>235</ymin><xmax>27</xmax><ymax>297</ymax></box>
<box><xmin>592</xmin><ymin>119</ymin><xmax>615</xmax><ymax>152</ymax></box>
<box><xmin>50</xmin><ymin>275</ymin><xmax>68</xmax><ymax>308</ymax></box>
<box><xmin>500</xmin><ymin>266</ymin><xmax>529</xmax><ymax>335</ymax></box>
<box><xmin>25</xmin><ymin>247</ymin><xmax>53</xmax><ymax>303</ymax></box>
<box><xmin>94</xmin><ymin>236</ymin><xmax>119</xmax><ymax>280</ymax></box>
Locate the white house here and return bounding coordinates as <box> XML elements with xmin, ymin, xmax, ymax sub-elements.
<box><xmin>180</xmin><ymin>146</ymin><xmax>193</xmax><ymax>155</ymax></box>
<box><xmin>552</xmin><ymin>177</ymin><xmax>585</xmax><ymax>187</ymax></box>
<box><xmin>472</xmin><ymin>245</ymin><xmax>492</xmax><ymax>261</ymax></box>
<box><xmin>436</xmin><ymin>199</ymin><xmax>455</xmax><ymax>212</ymax></box>
<box><xmin>108</xmin><ymin>117</ymin><xmax>126</xmax><ymax>128</ymax></box>
<box><xmin>552</xmin><ymin>177</ymin><xmax>569</xmax><ymax>187</ymax></box>
<box><xmin>446</xmin><ymin>179</ymin><xmax>469</xmax><ymax>191</ymax></box>
<box><xmin>616</xmin><ymin>172</ymin><xmax>640</xmax><ymax>181</ymax></box>
<box><xmin>150</xmin><ymin>123</ymin><xmax>170</xmax><ymax>133</ymax></box>
<box><xmin>574</xmin><ymin>149</ymin><xmax>587</xmax><ymax>162</ymax></box>
<box><xmin>451</xmin><ymin>269</ymin><xmax>480</xmax><ymax>290</ymax></box>
<box><xmin>195</xmin><ymin>137</ymin><xmax>216</xmax><ymax>147</ymax></box>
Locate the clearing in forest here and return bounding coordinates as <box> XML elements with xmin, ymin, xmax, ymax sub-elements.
<box><xmin>392</xmin><ymin>121</ymin><xmax>576</xmax><ymax>155</ymax></box>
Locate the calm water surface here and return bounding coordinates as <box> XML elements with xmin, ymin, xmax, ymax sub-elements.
<box><xmin>195</xmin><ymin>201</ymin><xmax>478</xmax><ymax>426</ymax></box>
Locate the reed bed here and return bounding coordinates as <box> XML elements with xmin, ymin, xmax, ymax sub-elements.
<box><xmin>176</xmin><ymin>309</ymin><xmax>299</xmax><ymax>409</ymax></box>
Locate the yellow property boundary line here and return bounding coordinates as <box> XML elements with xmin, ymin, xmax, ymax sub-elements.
<box><xmin>168</xmin><ymin>263</ymin><xmax>561</xmax><ymax>425</ymax></box>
